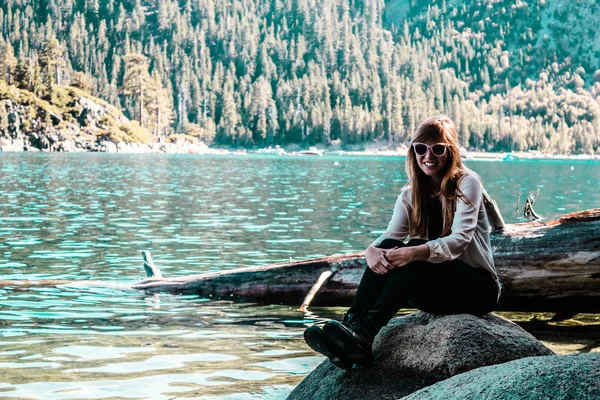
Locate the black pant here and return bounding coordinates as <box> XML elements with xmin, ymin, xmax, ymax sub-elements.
<box><xmin>348</xmin><ymin>239</ymin><xmax>498</xmax><ymax>328</ymax></box>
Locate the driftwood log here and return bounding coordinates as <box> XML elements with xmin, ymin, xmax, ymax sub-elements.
<box><xmin>524</xmin><ymin>189</ymin><xmax>542</xmax><ymax>220</ymax></box>
<box><xmin>1</xmin><ymin>209</ymin><xmax>599</xmax><ymax>313</ymax></box>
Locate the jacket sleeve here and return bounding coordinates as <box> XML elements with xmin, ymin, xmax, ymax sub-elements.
<box><xmin>364</xmin><ymin>189</ymin><xmax>410</xmax><ymax>269</ymax></box>
<box><xmin>426</xmin><ymin>173</ymin><xmax>482</xmax><ymax>263</ymax></box>
<box><xmin>369</xmin><ymin>189</ymin><xmax>410</xmax><ymax>247</ymax></box>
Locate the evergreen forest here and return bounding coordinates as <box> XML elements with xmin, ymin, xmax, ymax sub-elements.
<box><xmin>1</xmin><ymin>0</ymin><xmax>600</xmax><ymax>153</ymax></box>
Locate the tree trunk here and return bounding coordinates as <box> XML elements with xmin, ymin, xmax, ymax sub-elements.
<box><xmin>140</xmin><ymin>85</ymin><xmax>144</xmax><ymax>127</ymax></box>
<box><xmin>156</xmin><ymin>103</ymin><xmax>162</xmax><ymax>139</ymax></box>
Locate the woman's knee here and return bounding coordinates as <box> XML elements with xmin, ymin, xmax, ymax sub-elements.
<box><xmin>407</xmin><ymin>238</ymin><xmax>428</xmax><ymax>247</ymax></box>
<box><xmin>408</xmin><ymin>290</ymin><xmax>497</xmax><ymax>316</ymax></box>
<box><xmin>378</xmin><ymin>239</ymin><xmax>406</xmax><ymax>249</ymax></box>
<box><xmin>377</xmin><ymin>238</ymin><xmax>427</xmax><ymax>250</ymax></box>
<box><xmin>386</xmin><ymin>263</ymin><xmax>426</xmax><ymax>285</ymax></box>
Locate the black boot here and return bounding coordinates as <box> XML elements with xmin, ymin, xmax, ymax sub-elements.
<box><xmin>323</xmin><ymin>310</ymin><xmax>382</xmax><ymax>366</ymax></box>
<box><xmin>304</xmin><ymin>325</ymin><xmax>354</xmax><ymax>370</ymax></box>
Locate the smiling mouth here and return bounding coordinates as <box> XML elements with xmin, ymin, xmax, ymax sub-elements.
<box><xmin>424</xmin><ymin>162</ymin><xmax>437</xmax><ymax>167</ymax></box>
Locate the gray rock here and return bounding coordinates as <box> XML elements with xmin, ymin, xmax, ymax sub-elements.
<box><xmin>7</xmin><ymin>138</ymin><xmax>26</xmax><ymax>151</ymax></box>
<box><xmin>98</xmin><ymin>140</ymin><xmax>118</xmax><ymax>153</ymax></box>
<box><xmin>48</xmin><ymin>111</ymin><xmax>62</xmax><ymax>125</ymax></box>
<box><xmin>402</xmin><ymin>352</ymin><xmax>600</xmax><ymax>400</ymax></box>
<box><xmin>78</xmin><ymin>97</ymin><xmax>107</xmax><ymax>116</ymax></box>
<box><xmin>8</xmin><ymin>111</ymin><xmax>21</xmax><ymax>136</ymax></box>
<box><xmin>85</xmin><ymin>141</ymin><xmax>98</xmax><ymax>151</ymax></box>
<box><xmin>78</xmin><ymin>97</ymin><xmax>107</xmax><ymax>129</ymax></box>
<box><xmin>287</xmin><ymin>312</ymin><xmax>554</xmax><ymax>400</ymax></box>
<box><xmin>49</xmin><ymin>133</ymin><xmax>60</xmax><ymax>144</ymax></box>
<box><xmin>39</xmin><ymin>134</ymin><xmax>51</xmax><ymax>150</ymax></box>
<box><xmin>58</xmin><ymin>140</ymin><xmax>77</xmax><ymax>152</ymax></box>
<box><xmin>119</xmin><ymin>142</ymin><xmax>151</xmax><ymax>153</ymax></box>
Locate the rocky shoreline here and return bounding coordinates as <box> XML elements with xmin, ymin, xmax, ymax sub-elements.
<box><xmin>0</xmin><ymin>136</ymin><xmax>233</xmax><ymax>154</ymax></box>
<box><xmin>2</xmin><ymin>139</ymin><xmax>599</xmax><ymax>160</ymax></box>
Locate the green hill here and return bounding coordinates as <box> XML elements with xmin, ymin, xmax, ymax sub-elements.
<box><xmin>0</xmin><ymin>0</ymin><xmax>599</xmax><ymax>153</ymax></box>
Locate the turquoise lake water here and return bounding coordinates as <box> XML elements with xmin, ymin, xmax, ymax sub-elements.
<box><xmin>0</xmin><ymin>153</ymin><xmax>599</xmax><ymax>399</ymax></box>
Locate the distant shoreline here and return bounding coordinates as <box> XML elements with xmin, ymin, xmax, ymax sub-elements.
<box><xmin>1</xmin><ymin>140</ymin><xmax>598</xmax><ymax>160</ymax></box>
<box><xmin>317</xmin><ymin>149</ymin><xmax>600</xmax><ymax>160</ymax></box>
<box><xmin>463</xmin><ymin>151</ymin><xmax>600</xmax><ymax>161</ymax></box>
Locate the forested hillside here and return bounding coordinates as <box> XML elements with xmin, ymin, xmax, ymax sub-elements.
<box><xmin>1</xmin><ymin>0</ymin><xmax>599</xmax><ymax>153</ymax></box>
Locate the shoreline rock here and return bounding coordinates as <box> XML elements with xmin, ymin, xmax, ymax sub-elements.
<box><xmin>0</xmin><ymin>137</ymin><xmax>235</xmax><ymax>155</ymax></box>
<box><xmin>403</xmin><ymin>352</ymin><xmax>600</xmax><ymax>400</ymax></box>
<box><xmin>287</xmin><ymin>312</ymin><xmax>554</xmax><ymax>400</ymax></box>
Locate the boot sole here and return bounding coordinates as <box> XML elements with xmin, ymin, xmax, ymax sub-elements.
<box><xmin>304</xmin><ymin>326</ymin><xmax>354</xmax><ymax>370</ymax></box>
<box><xmin>323</xmin><ymin>321</ymin><xmax>373</xmax><ymax>366</ymax></box>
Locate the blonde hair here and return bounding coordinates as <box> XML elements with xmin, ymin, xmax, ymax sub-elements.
<box><xmin>405</xmin><ymin>115</ymin><xmax>469</xmax><ymax>238</ymax></box>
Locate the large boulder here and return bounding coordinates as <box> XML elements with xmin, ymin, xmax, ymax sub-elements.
<box><xmin>288</xmin><ymin>312</ymin><xmax>554</xmax><ymax>400</ymax></box>
<box><xmin>403</xmin><ymin>352</ymin><xmax>600</xmax><ymax>400</ymax></box>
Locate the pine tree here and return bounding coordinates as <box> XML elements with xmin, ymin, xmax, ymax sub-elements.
<box><xmin>218</xmin><ymin>87</ymin><xmax>240</xmax><ymax>143</ymax></box>
<box><xmin>0</xmin><ymin>41</ymin><xmax>17</xmax><ymax>84</ymax></box>
<box><xmin>121</xmin><ymin>53</ymin><xmax>151</xmax><ymax>126</ymax></box>
<box><xmin>146</xmin><ymin>71</ymin><xmax>173</xmax><ymax>139</ymax></box>
<box><xmin>70</xmin><ymin>71</ymin><xmax>92</xmax><ymax>92</ymax></box>
<box><xmin>14</xmin><ymin>58</ymin><xmax>43</xmax><ymax>95</ymax></box>
<box><xmin>39</xmin><ymin>35</ymin><xmax>66</xmax><ymax>99</ymax></box>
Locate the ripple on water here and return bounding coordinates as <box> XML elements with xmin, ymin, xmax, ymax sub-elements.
<box><xmin>0</xmin><ymin>371</ymin><xmax>280</xmax><ymax>400</ymax></box>
<box><xmin>71</xmin><ymin>353</ymin><xmax>239</xmax><ymax>374</ymax></box>
<box><xmin>249</xmin><ymin>356</ymin><xmax>323</xmax><ymax>375</ymax></box>
<box><xmin>53</xmin><ymin>345</ymin><xmax>155</xmax><ymax>360</ymax></box>
<box><xmin>28</xmin><ymin>250</ymin><xmax>95</xmax><ymax>259</ymax></box>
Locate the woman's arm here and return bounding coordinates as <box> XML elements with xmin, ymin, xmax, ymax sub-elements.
<box><xmin>426</xmin><ymin>173</ymin><xmax>482</xmax><ymax>262</ymax></box>
<box><xmin>370</xmin><ymin>188</ymin><xmax>411</xmax><ymax>247</ymax></box>
<box><xmin>384</xmin><ymin>174</ymin><xmax>482</xmax><ymax>268</ymax></box>
<box><xmin>364</xmin><ymin>189</ymin><xmax>411</xmax><ymax>273</ymax></box>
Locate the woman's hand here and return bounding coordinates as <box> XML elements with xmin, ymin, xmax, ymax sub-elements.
<box><xmin>383</xmin><ymin>247</ymin><xmax>414</xmax><ymax>269</ymax></box>
<box><xmin>385</xmin><ymin>244</ymin><xmax>430</xmax><ymax>269</ymax></box>
<box><xmin>365</xmin><ymin>243</ymin><xmax>430</xmax><ymax>273</ymax></box>
<box><xmin>365</xmin><ymin>246</ymin><xmax>393</xmax><ymax>275</ymax></box>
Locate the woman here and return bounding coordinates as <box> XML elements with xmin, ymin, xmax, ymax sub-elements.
<box><xmin>304</xmin><ymin>115</ymin><xmax>501</xmax><ymax>370</ymax></box>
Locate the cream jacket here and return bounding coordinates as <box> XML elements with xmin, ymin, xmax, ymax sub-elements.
<box><xmin>366</xmin><ymin>169</ymin><xmax>501</xmax><ymax>298</ymax></box>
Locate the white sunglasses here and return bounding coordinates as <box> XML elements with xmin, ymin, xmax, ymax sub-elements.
<box><xmin>412</xmin><ymin>142</ymin><xmax>449</xmax><ymax>157</ymax></box>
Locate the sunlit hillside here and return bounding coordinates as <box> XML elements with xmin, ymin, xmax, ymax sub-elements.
<box><xmin>0</xmin><ymin>0</ymin><xmax>599</xmax><ymax>153</ymax></box>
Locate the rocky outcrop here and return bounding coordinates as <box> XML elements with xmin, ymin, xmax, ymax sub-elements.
<box><xmin>0</xmin><ymin>91</ymin><xmax>222</xmax><ymax>154</ymax></box>
<box><xmin>0</xmin><ymin>93</ymin><xmax>104</xmax><ymax>152</ymax></box>
<box><xmin>77</xmin><ymin>96</ymin><xmax>113</xmax><ymax>129</ymax></box>
<box><xmin>403</xmin><ymin>352</ymin><xmax>600</xmax><ymax>400</ymax></box>
<box><xmin>287</xmin><ymin>312</ymin><xmax>554</xmax><ymax>400</ymax></box>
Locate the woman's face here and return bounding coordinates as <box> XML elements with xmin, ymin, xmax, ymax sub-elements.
<box><xmin>415</xmin><ymin>139</ymin><xmax>450</xmax><ymax>182</ymax></box>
